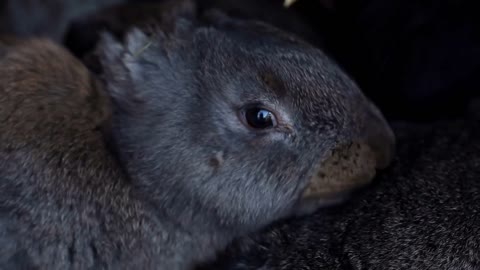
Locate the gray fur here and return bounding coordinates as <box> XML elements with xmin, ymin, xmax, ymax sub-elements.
<box><xmin>0</xmin><ymin>13</ymin><xmax>394</xmax><ymax>270</ymax></box>
<box><xmin>202</xmin><ymin>118</ymin><xmax>480</xmax><ymax>270</ymax></box>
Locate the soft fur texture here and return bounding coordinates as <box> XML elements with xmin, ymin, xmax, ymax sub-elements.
<box><xmin>0</xmin><ymin>11</ymin><xmax>394</xmax><ymax>270</ymax></box>
<box><xmin>96</xmin><ymin>10</ymin><xmax>395</xmax><ymax>263</ymax></box>
<box><xmin>201</xmin><ymin>116</ymin><xmax>480</xmax><ymax>270</ymax></box>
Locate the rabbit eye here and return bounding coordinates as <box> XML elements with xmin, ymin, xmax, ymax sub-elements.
<box><xmin>244</xmin><ymin>107</ymin><xmax>277</xmax><ymax>129</ymax></box>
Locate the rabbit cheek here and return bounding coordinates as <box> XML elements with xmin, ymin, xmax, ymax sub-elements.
<box><xmin>208</xmin><ymin>151</ymin><xmax>225</xmax><ymax>170</ymax></box>
<box><xmin>299</xmin><ymin>141</ymin><xmax>377</xmax><ymax>209</ymax></box>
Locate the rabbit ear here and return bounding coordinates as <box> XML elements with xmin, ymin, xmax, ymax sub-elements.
<box><xmin>97</xmin><ymin>28</ymin><xmax>151</xmax><ymax>107</ymax></box>
<box><xmin>124</xmin><ymin>28</ymin><xmax>153</xmax><ymax>57</ymax></box>
<box><xmin>97</xmin><ymin>24</ymin><xmax>192</xmax><ymax>109</ymax></box>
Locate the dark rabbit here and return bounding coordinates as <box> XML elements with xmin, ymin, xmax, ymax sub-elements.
<box><xmin>201</xmin><ymin>116</ymin><xmax>480</xmax><ymax>270</ymax></box>
<box><xmin>0</xmin><ymin>10</ymin><xmax>394</xmax><ymax>270</ymax></box>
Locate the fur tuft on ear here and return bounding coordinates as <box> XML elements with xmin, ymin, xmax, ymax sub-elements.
<box><xmin>124</xmin><ymin>28</ymin><xmax>152</xmax><ymax>58</ymax></box>
<box><xmin>95</xmin><ymin>5</ymin><xmax>199</xmax><ymax>110</ymax></box>
<box><xmin>97</xmin><ymin>31</ymin><xmax>124</xmax><ymax>64</ymax></box>
<box><xmin>98</xmin><ymin>27</ymin><xmax>154</xmax><ymax>61</ymax></box>
<box><xmin>96</xmin><ymin>29</ymin><xmax>146</xmax><ymax>109</ymax></box>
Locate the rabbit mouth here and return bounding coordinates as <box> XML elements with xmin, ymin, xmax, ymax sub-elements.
<box><xmin>292</xmin><ymin>190</ymin><xmax>353</xmax><ymax>217</ymax></box>
<box><xmin>300</xmin><ymin>141</ymin><xmax>379</xmax><ymax>205</ymax></box>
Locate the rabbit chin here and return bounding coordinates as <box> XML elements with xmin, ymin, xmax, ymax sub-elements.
<box><xmin>291</xmin><ymin>190</ymin><xmax>351</xmax><ymax>217</ymax></box>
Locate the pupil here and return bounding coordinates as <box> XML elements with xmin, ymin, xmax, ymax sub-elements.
<box><xmin>246</xmin><ymin>108</ymin><xmax>274</xmax><ymax>129</ymax></box>
<box><xmin>257</xmin><ymin>110</ymin><xmax>270</xmax><ymax>122</ymax></box>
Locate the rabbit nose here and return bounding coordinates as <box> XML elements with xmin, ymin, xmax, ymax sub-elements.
<box><xmin>302</xmin><ymin>141</ymin><xmax>377</xmax><ymax>201</ymax></box>
<box><xmin>300</xmin><ymin>99</ymin><xmax>395</xmax><ymax>205</ymax></box>
<box><xmin>356</xmin><ymin>99</ymin><xmax>396</xmax><ymax>170</ymax></box>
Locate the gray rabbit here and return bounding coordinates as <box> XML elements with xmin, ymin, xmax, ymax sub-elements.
<box><xmin>202</xmin><ymin>116</ymin><xmax>480</xmax><ymax>270</ymax></box>
<box><xmin>0</xmin><ymin>10</ymin><xmax>394</xmax><ymax>270</ymax></box>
